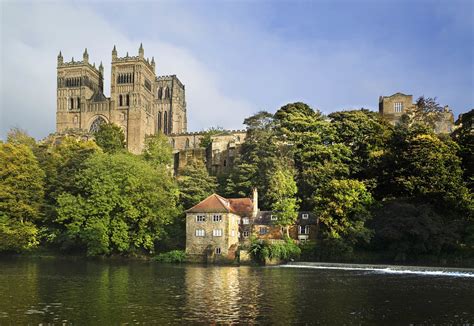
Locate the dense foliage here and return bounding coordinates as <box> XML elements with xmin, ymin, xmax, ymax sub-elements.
<box><xmin>154</xmin><ymin>250</ymin><xmax>187</xmax><ymax>263</ymax></box>
<box><xmin>0</xmin><ymin>99</ymin><xmax>472</xmax><ymax>264</ymax></box>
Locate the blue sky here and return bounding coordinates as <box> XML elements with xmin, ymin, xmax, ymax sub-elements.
<box><xmin>1</xmin><ymin>0</ymin><xmax>473</xmax><ymax>139</ymax></box>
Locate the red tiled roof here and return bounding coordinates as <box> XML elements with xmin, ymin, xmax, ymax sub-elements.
<box><xmin>228</xmin><ymin>198</ymin><xmax>253</xmax><ymax>215</ymax></box>
<box><xmin>186</xmin><ymin>194</ymin><xmax>253</xmax><ymax>215</ymax></box>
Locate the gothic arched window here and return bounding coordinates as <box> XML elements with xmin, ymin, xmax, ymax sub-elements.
<box><xmin>119</xmin><ymin>94</ymin><xmax>123</xmax><ymax>106</ymax></box>
<box><xmin>164</xmin><ymin>111</ymin><xmax>168</xmax><ymax>134</ymax></box>
<box><xmin>158</xmin><ymin>112</ymin><xmax>162</xmax><ymax>131</ymax></box>
<box><xmin>70</xmin><ymin>97</ymin><xmax>74</xmax><ymax>110</ymax></box>
<box><xmin>165</xmin><ymin>87</ymin><xmax>170</xmax><ymax>99</ymax></box>
<box><xmin>126</xmin><ymin>94</ymin><xmax>130</xmax><ymax>106</ymax></box>
<box><xmin>77</xmin><ymin>97</ymin><xmax>81</xmax><ymax>109</ymax></box>
<box><xmin>157</xmin><ymin>87</ymin><xmax>162</xmax><ymax>99</ymax></box>
<box><xmin>185</xmin><ymin>138</ymin><xmax>190</xmax><ymax>148</ymax></box>
<box><xmin>162</xmin><ymin>87</ymin><xmax>167</xmax><ymax>99</ymax></box>
<box><xmin>89</xmin><ymin>116</ymin><xmax>107</xmax><ymax>133</ymax></box>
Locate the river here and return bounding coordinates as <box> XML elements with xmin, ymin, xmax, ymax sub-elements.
<box><xmin>0</xmin><ymin>257</ymin><xmax>473</xmax><ymax>325</ymax></box>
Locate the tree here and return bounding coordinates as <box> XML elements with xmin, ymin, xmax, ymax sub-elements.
<box><xmin>452</xmin><ymin>109</ymin><xmax>474</xmax><ymax>189</ymax></box>
<box><xmin>224</xmin><ymin>111</ymin><xmax>281</xmax><ymax>209</ymax></box>
<box><xmin>177</xmin><ymin>160</ymin><xmax>217</xmax><ymax>209</ymax></box>
<box><xmin>274</xmin><ymin>103</ymin><xmax>351</xmax><ymax>210</ymax></box>
<box><xmin>268</xmin><ymin>164</ymin><xmax>300</xmax><ymax>237</ymax></box>
<box><xmin>143</xmin><ymin>133</ymin><xmax>173</xmax><ymax>166</ymax></box>
<box><xmin>379</xmin><ymin>121</ymin><xmax>470</xmax><ymax>211</ymax></box>
<box><xmin>405</xmin><ymin>96</ymin><xmax>446</xmax><ymax>130</ymax></box>
<box><xmin>55</xmin><ymin>153</ymin><xmax>179</xmax><ymax>256</ymax></box>
<box><xmin>93</xmin><ymin>123</ymin><xmax>126</xmax><ymax>153</ymax></box>
<box><xmin>329</xmin><ymin>109</ymin><xmax>392</xmax><ymax>182</ymax></box>
<box><xmin>314</xmin><ymin>179</ymin><xmax>373</xmax><ymax>249</ymax></box>
<box><xmin>199</xmin><ymin>127</ymin><xmax>227</xmax><ymax>148</ymax></box>
<box><xmin>371</xmin><ymin>200</ymin><xmax>459</xmax><ymax>261</ymax></box>
<box><xmin>0</xmin><ymin>143</ymin><xmax>45</xmax><ymax>224</ymax></box>
<box><xmin>0</xmin><ymin>143</ymin><xmax>44</xmax><ymax>251</ymax></box>
<box><xmin>6</xmin><ymin>127</ymin><xmax>37</xmax><ymax>149</ymax></box>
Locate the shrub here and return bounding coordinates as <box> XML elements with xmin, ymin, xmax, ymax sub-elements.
<box><xmin>154</xmin><ymin>250</ymin><xmax>187</xmax><ymax>263</ymax></box>
<box><xmin>248</xmin><ymin>237</ymin><xmax>301</xmax><ymax>263</ymax></box>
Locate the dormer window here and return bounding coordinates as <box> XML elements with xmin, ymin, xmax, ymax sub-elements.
<box><xmin>302</xmin><ymin>213</ymin><xmax>309</xmax><ymax>220</ymax></box>
<box><xmin>242</xmin><ymin>218</ymin><xmax>249</xmax><ymax>225</ymax></box>
<box><xmin>270</xmin><ymin>215</ymin><xmax>277</xmax><ymax>221</ymax></box>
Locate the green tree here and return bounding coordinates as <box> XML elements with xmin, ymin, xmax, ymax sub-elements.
<box><xmin>452</xmin><ymin>109</ymin><xmax>473</xmax><ymax>188</ymax></box>
<box><xmin>143</xmin><ymin>133</ymin><xmax>173</xmax><ymax>166</ymax></box>
<box><xmin>0</xmin><ymin>143</ymin><xmax>44</xmax><ymax>251</ymax></box>
<box><xmin>55</xmin><ymin>153</ymin><xmax>179</xmax><ymax>255</ymax></box>
<box><xmin>274</xmin><ymin>103</ymin><xmax>351</xmax><ymax>209</ymax></box>
<box><xmin>380</xmin><ymin>122</ymin><xmax>470</xmax><ymax>210</ymax></box>
<box><xmin>405</xmin><ymin>96</ymin><xmax>446</xmax><ymax>130</ymax></box>
<box><xmin>314</xmin><ymin>179</ymin><xmax>373</xmax><ymax>249</ymax></box>
<box><xmin>199</xmin><ymin>127</ymin><xmax>227</xmax><ymax>148</ymax></box>
<box><xmin>268</xmin><ymin>164</ymin><xmax>300</xmax><ymax>237</ymax></box>
<box><xmin>371</xmin><ymin>200</ymin><xmax>459</xmax><ymax>261</ymax></box>
<box><xmin>177</xmin><ymin>160</ymin><xmax>217</xmax><ymax>209</ymax></box>
<box><xmin>329</xmin><ymin>109</ymin><xmax>392</xmax><ymax>182</ymax></box>
<box><xmin>224</xmin><ymin>111</ymin><xmax>281</xmax><ymax>209</ymax></box>
<box><xmin>93</xmin><ymin>123</ymin><xmax>126</xmax><ymax>153</ymax></box>
<box><xmin>6</xmin><ymin>128</ymin><xmax>37</xmax><ymax>149</ymax></box>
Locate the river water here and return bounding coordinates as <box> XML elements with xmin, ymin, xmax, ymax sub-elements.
<box><xmin>0</xmin><ymin>258</ymin><xmax>473</xmax><ymax>325</ymax></box>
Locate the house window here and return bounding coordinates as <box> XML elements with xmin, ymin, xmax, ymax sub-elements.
<box><xmin>195</xmin><ymin>229</ymin><xmax>205</xmax><ymax>237</ymax></box>
<box><xmin>242</xmin><ymin>218</ymin><xmax>249</xmax><ymax>225</ymax></box>
<box><xmin>196</xmin><ymin>215</ymin><xmax>206</xmax><ymax>222</ymax></box>
<box><xmin>298</xmin><ymin>225</ymin><xmax>310</xmax><ymax>235</ymax></box>
<box><xmin>243</xmin><ymin>231</ymin><xmax>250</xmax><ymax>238</ymax></box>
<box><xmin>213</xmin><ymin>229</ymin><xmax>223</xmax><ymax>237</ymax></box>
<box><xmin>271</xmin><ymin>215</ymin><xmax>277</xmax><ymax>221</ymax></box>
<box><xmin>302</xmin><ymin>213</ymin><xmax>309</xmax><ymax>219</ymax></box>
<box><xmin>259</xmin><ymin>227</ymin><xmax>268</xmax><ymax>235</ymax></box>
<box><xmin>213</xmin><ymin>214</ymin><xmax>222</xmax><ymax>222</ymax></box>
<box><xmin>394</xmin><ymin>102</ymin><xmax>403</xmax><ymax>113</ymax></box>
<box><xmin>215</xmin><ymin>247</ymin><xmax>221</xmax><ymax>255</ymax></box>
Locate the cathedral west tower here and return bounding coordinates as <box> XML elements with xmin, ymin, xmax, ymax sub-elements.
<box><xmin>56</xmin><ymin>44</ymin><xmax>187</xmax><ymax>153</ymax></box>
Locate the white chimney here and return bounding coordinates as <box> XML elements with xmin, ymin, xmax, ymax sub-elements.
<box><xmin>252</xmin><ymin>187</ymin><xmax>258</xmax><ymax>218</ymax></box>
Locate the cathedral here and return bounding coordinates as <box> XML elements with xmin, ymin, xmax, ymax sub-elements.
<box><xmin>56</xmin><ymin>45</ymin><xmax>454</xmax><ymax>174</ymax></box>
<box><xmin>56</xmin><ymin>44</ymin><xmax>187</xmax><ymax>154</ymax></box>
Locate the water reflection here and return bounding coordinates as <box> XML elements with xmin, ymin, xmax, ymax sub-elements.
<box><xmin>0</xmin><ymin>258</ymin><xmax>473</xmax><ymax>324</ymax></box>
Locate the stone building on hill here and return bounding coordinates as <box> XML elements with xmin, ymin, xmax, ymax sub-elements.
<box><xmin>185</xmin><ymin>189</ymin><xmax>318</xmax><ymax>263</ymax></box>
<box><xmin>379</xmin><ymin>92</ymin><xmax>454</xmax><ymax>133</ymax></box>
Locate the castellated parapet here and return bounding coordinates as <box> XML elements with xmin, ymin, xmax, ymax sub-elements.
<box><xmin>56</xmin><ymin>44</ymin><xmax>187</xmax><ymax>154</ymax></box>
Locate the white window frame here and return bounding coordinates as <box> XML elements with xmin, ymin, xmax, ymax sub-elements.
<box><xmin>213</xmin><ymin>229</ymin><xmax>223</xmax><ymax>237</ymax></box>
<box><xmin>231</xmin><ymin>230</ymin><xmax>235</xmax><ymax>237</ymax></box>
<box><xmin>242</xmin><ymin>218</ymin><xmax>249</xmax><ymax>225</ymax></box>
<box><xmin>195</xmin><ymin>229</ymin><xmax>205</xmax><ymax>237</ymax></box>
<box><xmin>243</xmin><ymin>231</ymin><xmax>250</xmax><ymax>238</ymax></box>
<box><xmin>270</xmin><ymin>215</ymin><xmax>277</xmax><ymax>221</ymax></box>
<box><xmin>302</xmin><ymin>213</ymin><xmax>309</xmax><ymax>219</ymax></box>
<box><xmin>215</xmin><ymin>247</ymin><xmax>221</xmax><ymax>255</ymax></box>
<box><xmin>394</xmin><ymin>102</ymin><xmax>403</xmax><ymax>113</ymax></box>
<box><xmin>298</xmin><ymin>225</ymin><xmax>310</xmax><ymax>235</ymax></box>
<box><xmin>196</xmin><ymin>214</ymin><xmax>206</xmax><ymax>222</ymax></box>
<box><xmin>213</xmin><ymin>214</ymin><xmax>222</xmax><ymax>222</ymax></box>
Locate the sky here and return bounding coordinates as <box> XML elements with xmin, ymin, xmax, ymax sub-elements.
<box><xmin>1</xmin><ymin>0</ymin><xmax>473</xmax><ymax>140</ymax></box>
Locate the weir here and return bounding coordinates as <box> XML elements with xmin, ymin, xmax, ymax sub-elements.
<box><xmin>281</xmin><ymin>262</ymin><xmax>474</xmax><ymax>278</ymax></box>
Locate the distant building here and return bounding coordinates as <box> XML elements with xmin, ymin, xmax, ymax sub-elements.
<box><xmin>185</xmin><ymin>189</ymin><xmax>318</xmax><ymax>263</ymax></box>
<box><xmin>379</xmin><ymin>92</ymin><xmax>454</xmax><ymax>133</ymax></box>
